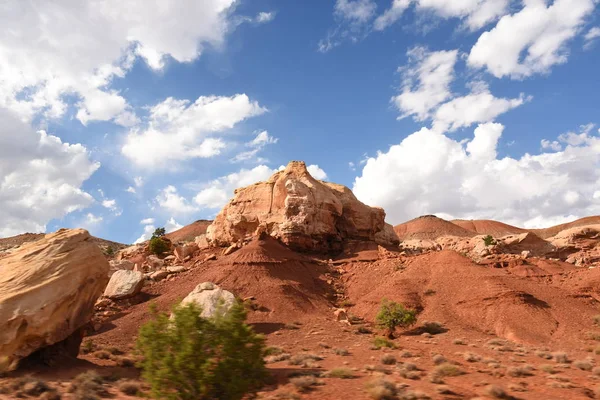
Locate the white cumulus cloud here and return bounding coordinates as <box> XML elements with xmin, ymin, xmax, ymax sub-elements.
<box><xmin>468</xmin><ymin>0</ymin><xmax>595</xmax><ymax>78</ymax></box>
<box><xmin>231</xmin><ymin>130</ymin><xmax>279</xmax><ymax>163</ymax></box>
<box><xmin>353</xmin><ymin>122</ymin><xmax>600</xmax><ymax>228</ymax></box>
<box><xmin>122</xmin><ymin>94</ymin><xmax>267</xmax><ymax>168</ymax></box>
<box><xmin>0</xmin><ymin>109</ymin><xmax>99</xmax><ymax>237</ymax></box>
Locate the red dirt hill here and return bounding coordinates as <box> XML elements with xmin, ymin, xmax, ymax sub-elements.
<box><xmin>451</xmin><ymin>219</ymin><xmax>527</xmax><ymax>237</ymax></box>
<box><xmin>165</xmin><ymin>219</ymin><xmax>212</xmax><ymax>243</ymax></box>
<box><xmin>394</xmin><ymin>215</ymin><xmax>474</xmax><ymax>241</ymax></box>
<box><xmin>530</xmin><ymin>216</ymin><xmax>600</xmax><ymax>239</ymax></box>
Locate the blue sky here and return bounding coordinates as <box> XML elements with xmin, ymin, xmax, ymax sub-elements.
<box><xmin>1</xmin><ymin>0</ymin><xmax>599</xmax><ymax>244</ymax></box>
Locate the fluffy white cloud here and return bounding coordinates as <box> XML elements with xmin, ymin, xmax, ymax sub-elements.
<box><xmin>85</xmin><ymin>213</ymin><xmax>103</xmax><ymax>225</ymax></box>
<box><xmin>193</xmin><ymin>165</ymin><xmax>277</xmax><ymax>209</ymax></box>
<box><xmin>256</xmin><ymin>12</ymin><xmax>276</xmax><ymax>24</ymax></box>
<box><xmin>140</xmin><ymin>218</ymin><xmax>155</xmax><ymax>225</ymax></box>
<box><xmin>165</xmin><ymin>217</ymin><xmax>183</xmax><ymax>233</ymax></box>
<box><xmin>432</xmin><ymin>89</ymin><xmax>529</xmax><ymax>132</ymax></box>
<box><xmin>394</xmin><ymin>48</ymin><xmax>526</xmax><ymax>130</ymax></box>
<box><xmin>394</xmin><ymin>48</ymin><xmax>458</xmax><ymax>121</ymax></box>
<box><xmin>335</xmin><ymin>0</ymin><xmax>377</xmax><ymax>23</ymax></box>
<box><xmin>102</xmin><ymin>199</ymin><xmax>117</xmax><ymax>210</ymax></box>
<box><xmin>0</xmin><ymin>0</ymin><xmax>239</xmax><ymax>124</ymax></box>
<box><xmin>541</xmin><ymin>139</ymin><xmax>562</xmax><ymax>152</ymax></box>
<box><xmin>231</xmin><ymin>130</ymin><xmax>278</xmax><ymax>163</ymax></box>
<box><xmin>353</xmin><ymin>123</ymin><xmax>600</xmax><ymax>228</ymax></box>
<box><xmin>374</xmin><ymin>0</ymin><xmax>412</xmax><ymax>30</ymax></box>
<box><xmin>0</xmin><ymin>108</ymin><xmax>99</xmax><ymax>237</ymax></box>
<box><xmin>134</xmin><ymin>224</ymin><xmax>155</xmax><ymax>244</ymax></box>
<box><xmin>468</xmin><ymin>0</ymin><xmax>595</xmax><ymax>78</ymax></box>
<box><xmin>156</xmin><ymin>185</ymin><xmax>199</xmax><ymax>215</ymax></box>
<box><xmin>375</xmin><ymin>0</ymin><xmax>508</xmax><ymax>31</ymax></box>
<box><xmin>307</xmin><ymin>165</ymin><xmax>328</xmax><ymax>180</ymax></box>
<box><xmin>122</xmin><ymin>94</ymin><xmax>267</xmax><ymax>167</ymax></box>
<box><xmin>584</xmin><ymin>27</ymin><xmax>600</xmax><ymax>49</ymax></box>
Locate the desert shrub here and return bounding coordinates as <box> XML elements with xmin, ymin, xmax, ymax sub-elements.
<box><xmin>483</xmin><ymin>235</ymin><xmax>496</xmax><ymax>246</ymax></box>
<box><xmin>93</xmin><ymin>350</ymin><xmax>110</xmax><ymax>360</ymax></box>
<box><xmin>115</xmin><ymin>356</ymin><xmax>135</xmax><ymax>367</ymax></box>
<box><xmin>325</xmin><ymin>368</ymin><xmax>355</xmax><ymax>379</ymax></box>
<box><xmin>452</xmin><ymin>338</ymin><xmax>466</xmax><ymax>345</ymax></box>
<box><xmin>365</xmin><ymin>378</ymin><xmax>397</xmax><ymax>400</ymax></box>
<box><xmin>484</xmin><ymin>385</ymin><xmax>509</xmax><ymax>399</ymax></box>
<box><xmin>421</xmin><ymin>321</ymin><xmax>445</xmax><ymax>335</ymax></box>
<box><xmin>80</xmin><ymin>340</ymin><xmax>95</xmax><ymax>355</ymax></box>
<box><xmin>68</xmin><ymin>371</ymin><xmax>108</xmax><ymax>399</ymax></box>
<box><xmin>136</xmin><ymin>302</ymin><xmax>266</xmax><ymax>400</ymax></box>
<box><xmin>265</xmin><ymin>353</ymin><xmax>291</xmax><ymax>364</ymax></box>
<box><xmin>118</xmin><ymin>380</ymin><xmax>141</xmax><ymax>396</ymax></box>
<box><xmin>381</xmin><ymin>354</ymin><xmax>397</xmax><ymax>365</ymax></box>
<box><xmin>149</xmin><ymin>237</ymin><xmax>169</xmax><ymax>255</ymax></box>
<box><xmin>539</xmin><ymin>364</ymin><xmax>556</xmax><ymax>373</ymax></box>
<box><xmin>334</xmin><ymin>348</ymin><xmax>349</xmax><ymax>356</ymax></box>
<box><xmin>376</xmin><ymin>299</ymin><xmax>416</xmax><ymax>338</ymax></box>
<box><xmin>40</xmin><ymin>391</ymin><xmax>62</xmax><ymax>400</ymax></box>
<box><xmin>290</xmin><ymin>375</ymin><xmax>317</xmax><ymax>392</ymax></box>
<box><xmin>104</xmin><ymin>246</ymin><xmax>115</xmax><ymax>257</ymax></box>
<box><xmin>573</xmin><ymin>359</ymin><xmax>593</xmax><ymax>371</ymax></box>
<box><xmin>507</xmin><ymin>365</ymin><xmax>534</xmax><ymax>377</ymax></box>
<box><xmin>265</xmin><ymin>346</ymin><xmax>284</xmax><ymax>356</ymax></box>
<box><xmin>552</xmin><ymin>351</ymin><xmax>569</xmax><ymax>364</ymax></box>
<box><xmin>357</xmin><ymin>326</ymin><xmax>373</xmax><ymax>335</ymax></box>
<box><xmin>429</xmin><ymin>363</ymin><xmax>464</xmax><ymax>384</ymax></box>
<box><xmin>463</xmin><ymin>352</ymin><xmax>481</xmax><ymax>362</ymax></box>
<box><xmin>534</xmin><ymin>350</ymin><xmax>552</xmax><ymax>359</ymax></box>
<box><xmin>594</xmin><ymin>315</ymin><xmax>600</xmax><ymax>326</ymax></box>
<box><xmin>432</xmin><ymin>354</ymin><xmax>446</xmax><ymax>365</ymax></box>
<box><xmin>288</xmin><ymin>353</ymin><xmax>323</xmax><ymax>367</ymax></box>
<box><xmin>372</xmin><ymin>337</ymin><xmax>397</xmax><ymax>349</ymax></box>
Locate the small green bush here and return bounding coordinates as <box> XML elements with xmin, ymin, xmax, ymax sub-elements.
<box><xmin>375</xmin><ymin>299</ymin><xmax>417</xmax><ymax>338</ymax></box>
<box><xmin>149</xmin><ymin>237</ymin><xmax>169</xmax><ymax>255</ymax></box>
<box><xmin>152</xmin><ymin>227</ymin><xmax>166</xmax><ymax>238</ymax></box>
<box><xmin>483</xmin><ymin>235</ymin><xmax>496</xmax><ymax>246</ymax></box>
<box><xmin>136</xmin><ymin>302</ymin><xmax>266</xmax><ymax>400</ymax></box>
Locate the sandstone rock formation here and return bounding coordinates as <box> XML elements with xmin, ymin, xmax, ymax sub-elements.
<box><xmin>0</xmin><ymin>229</ymin><xmax>109</xmax><ymax>370</ymax></box>
<box><xmin>206</xmin><ymin>161</ymin><xmax>399</xmax><ymax>252</ymax></box>
<box><xmin>180</xmin><ymin>282</ymin><xmax>236</xmax><ymax>318</ymax></box>
<box><xmin>103</xmin><ymin>270</ymin><xmax>145</xmax><ymax>299</ymax></box>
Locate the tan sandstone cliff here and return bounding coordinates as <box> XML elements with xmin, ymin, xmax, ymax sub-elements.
<box><xmin>0</xmin><ymin>229</ymin><xmax>109</xmax><ymax>370</ymax></box>
<box><xmin>206</xmin><ymin>161</ymin><xmax>399</xmax><ymax>252</ymax></box>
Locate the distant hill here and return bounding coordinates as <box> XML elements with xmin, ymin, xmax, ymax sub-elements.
<box><xmin>451</xmin><ymin>219</ymin><xmax>527</xmax><ymax>237</ymax></box>
<box><xmin>394</xmin><ymin>215</ymin><xmax>474</xmax><ymax>241</ymax></box>
<box><xmin>530</xmin><ymin>216</ymin><xmax>600</xmax><ymax>239</ymax></box>
<box><xmin>0</xmin><ymin>231</ymin><xmax>128</xmax><ymax>254</ymax></box>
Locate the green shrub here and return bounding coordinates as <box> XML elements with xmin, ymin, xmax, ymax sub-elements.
<box><xmin>136</xmin><ymin>302</ymin><xmax>266</xmax><ymax>400</ymax></box>
<box><xmin>372</xmin><ymin>337</ymin><xmax>396</xmax><ymax>349</ymax></box>
<box><xmin>375</xmin><ymin>299</ymin><xmax>417</xmax><ymax>338</ymax></box>
<box><xmin>483</xmin><ymin>235</ymin><xmax>496</xmax><ymax>246</ymax></box>
<box><xmin>152</xmin><ymin>227</ymin><xmax>166</xmax><ymax>238</ymax></box>
<box><xmin>149</xmin><ymin>237</ymin><xmax>169</xmax><ymax>255</ymax></box>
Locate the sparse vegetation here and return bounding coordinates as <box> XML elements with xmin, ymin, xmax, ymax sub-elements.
<box><xmin>149</xmin><ymin>236</ymin><xmax>169</xmax><ymax>255</ymax></box>
<box><xmin>265</xmin><ymin>346</ymin><xmax>285</xmax><ymax>356</ymax></box>
<box><xmin>93</xmin><ymin>350</ymin><xmax>110</xmax><ymax>360</ymax></box>
<box><xmin>118</xmin><ymin>380</ymin><xmax>141</xmax><ymax>396</ymax></box>
<box><xmin>594</xmin><ymin>315</ymin><xmax>600</xmax><ymax>326</ymax></box>
<box><xmin>325</xmin><ymin>367</ymin><xmax>355</xmax><ymax>379</ymax></box>
<box><xmin>506</xmin><ymin>365</ymin><xmax>534</xmax><ymax>377</ymax></box>
<box><xmin>421</xmin><ymin>321</ymin><xmax>445</xmax><ymax>335</ymax></box>
<box><xmin>375</xmin><ymin>299</ymin><xmax>417</xmax><ymax>338</ymax></box>
<box><xmin>452</xmin><ymin>338</ymin><xmax>466</xmax><ymax>345</ymax></box>
<box><xmin>334</xmin><ymin>348</ymin><xmax>349</xmax><ymax>356</ymax></box>
<box><xmin>288</xmin><ymin>353</ymin><xmax>323</xmax><ymax>367</ymax></box>
<box><xmin>372</xmin><ymin>337</ymin><xmax>397</xmax><ymax>349</ymax></box>
<box><xmin>573</xmin><ymin>359</ymin><xmax>593</xmax><ymax>371</ymax></box>
<box><xmin>432</xmin><ymin>354</ymin><xmax>447</xmax><ymax>365</ymax></box>
<box><xmin>357</xmin><ymin>326</ymin><xmax>373</xmax><ymax>334</ymax></box>
<box><xmin>429</xmin><ymin>363</ymin><xmax>465</xmax><ymax>384</ymax></box>
<box><xmin>483</xmin><ymin>235</ymin><xmax>496</xmax><ymax>246</ymax></box>
<box><xmin>484</xmin><ymin>385</ymin><xmax>510</xmax><ymax>399</ymax></box>
<box><xmin>463</xmin><ymin>352</ymin><xmax>481</xmax><ymax>362</ymax></box>
<box><xmin>365</xmin><ymin>377</ymin><xmax>397</xmax><ymax>400</ymax></box>
<box><xmin>380</xmin><ymin>354</ymin><xmax>397</xmax><ymax>365</ymax></box>
<box><xmin>68</xmin><ymin>371</ymin><xmax>108</xmax><ymax>400</ymax></box>
<box><xmin>290</xmin><ymin>375</ymin><xmax>317</xmax><ymax>392</ymax></box>
<box><xmin>81</xmin><ymin>340</ymin><xmax>95</xmax><ymax>355</ymax></box>
<box><xmin>552</xmin><ymin>351</ymin><xmax>569</xmax><ymax>364</ymax></box>
<box><xmin>136</xmin><ymin>302</ymin><xmax>266</xmax><ymax>400</ymax></box>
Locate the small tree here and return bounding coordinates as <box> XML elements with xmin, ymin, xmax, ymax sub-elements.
<box><xmin>152</xmin><ymin>227</ymin><xmax>166</xmax><ymax>238</ymax></box>
<box><xmin>375</xmin><ymin>299</ymin><xmax>417</xmax><ymax>339</ymax></box>
<box><xmin>136</xmin><ymin>302</ymin><xmax>266</xmax><ymax>400</ymax></box>
<box><xmin>483</xmin><ymin>235</ymin><xmax>496</xmax><ymax>247</ymax></box>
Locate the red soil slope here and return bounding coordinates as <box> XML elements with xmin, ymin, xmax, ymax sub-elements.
<box><xmin>394</xmin><ymin>215</ymin><xmax>474</xmax><ymax>241</ymax></box>
<box><xmin>531</xmin><ymin>216</ymin><xmax>600</xmax><ymax>239</ymax></box>
<box><xmin>165</xmin><ymin>219</ymin><xmax>212</xmax><ymax>243</ymax></box>
<box><xmin>343</xmin><ymin>250</ymin><xmax>597</xmax><ymax>345</ymax></box>
<box><xmin>451</xmin><ymin>219</ymin><xmax>527</xmax><ymax>237</ymax></box>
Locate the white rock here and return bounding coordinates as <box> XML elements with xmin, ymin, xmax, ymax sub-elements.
<box><xmin>103</xmin><ymin>270</ymin><xmax>145</xmax><ymax>299</ymax></box>
<box><xmin>180</xmin><ymin>282</ymin><xmax>236</xmax><ymax>318</ymax></box>
<box><xmin>167</xmin><ymin>266</ymin><xmax>187</xmax><ymax>274</ymax></box>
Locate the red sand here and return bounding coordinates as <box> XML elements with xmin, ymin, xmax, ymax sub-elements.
<box><xmin>451</xmin><ymin>219</ymin><xmax>528</xmax><ymax>237</ymax></box>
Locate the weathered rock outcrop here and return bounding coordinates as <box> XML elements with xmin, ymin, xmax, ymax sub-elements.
<box><xmin>0</xmin><ymin>229</ymin><xmax>109</xmax><ymax>370</ymax></box>
<box><xmin>206</xmin><ymin>161</ymin><xmax>399</xmax><ymax>252</ymax></box>
<box><xmin>103</xmin><ymin>270</ymin><xmax>145</xmax><ymax>299</ymax></box>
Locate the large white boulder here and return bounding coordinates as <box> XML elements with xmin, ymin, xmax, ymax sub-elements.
<box><xmin>103</xmin><ymin>270</ymin><xmax>145</xmax><ymax>299</ymax></box>
<box><xmin>0</xmin><ymin>229</ymin><xmax>109</xmax><ymax>370</ymax></box>
<box><xmin>180</xmin><ymin>282</ymin><xmax>236</xmax><ymax>319</ymax></box>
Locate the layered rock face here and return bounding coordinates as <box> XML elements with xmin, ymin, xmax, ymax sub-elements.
<box><xmin>206</xmin><ymin>161</ymin><xmax>399</xmax><ymax>252</ymax></box>
<box><xmin>0</xmin><ymin>229</ymin><xmax>109</xmax><ymax>370</ymax></box>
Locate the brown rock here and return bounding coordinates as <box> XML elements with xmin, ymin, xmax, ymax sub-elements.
<box><xmin>206</xmin><ymin>161</ymin><xmax>399</xmax><ymax>252</ymax></box>
<box><xmin>174</xmin><ymin>243</ymin><xmax>199</xmax><ymax>262</ymax></box>
<box><xmin>150</xmin><ymin>270</ymin><xmax>169</xmax><ymax>281</ymax></box>
<box><xmin>0</xmin><ymin>229</ymin><xmax>109</xmax><ymax>370</ymax></box>
<box><xmin>223</xmin><ymin>244</ymin><xmax>238</xmax><ymax>255</ymax></box>
<box><xmin>103</xmin><ymin>270</ymin><xmax>145</xmax><ymax>299</ymax></box>
<box><xmin>204</xmin><ymin>254</ymin><xmax>217</xmax><ymax>262</ymax></box>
